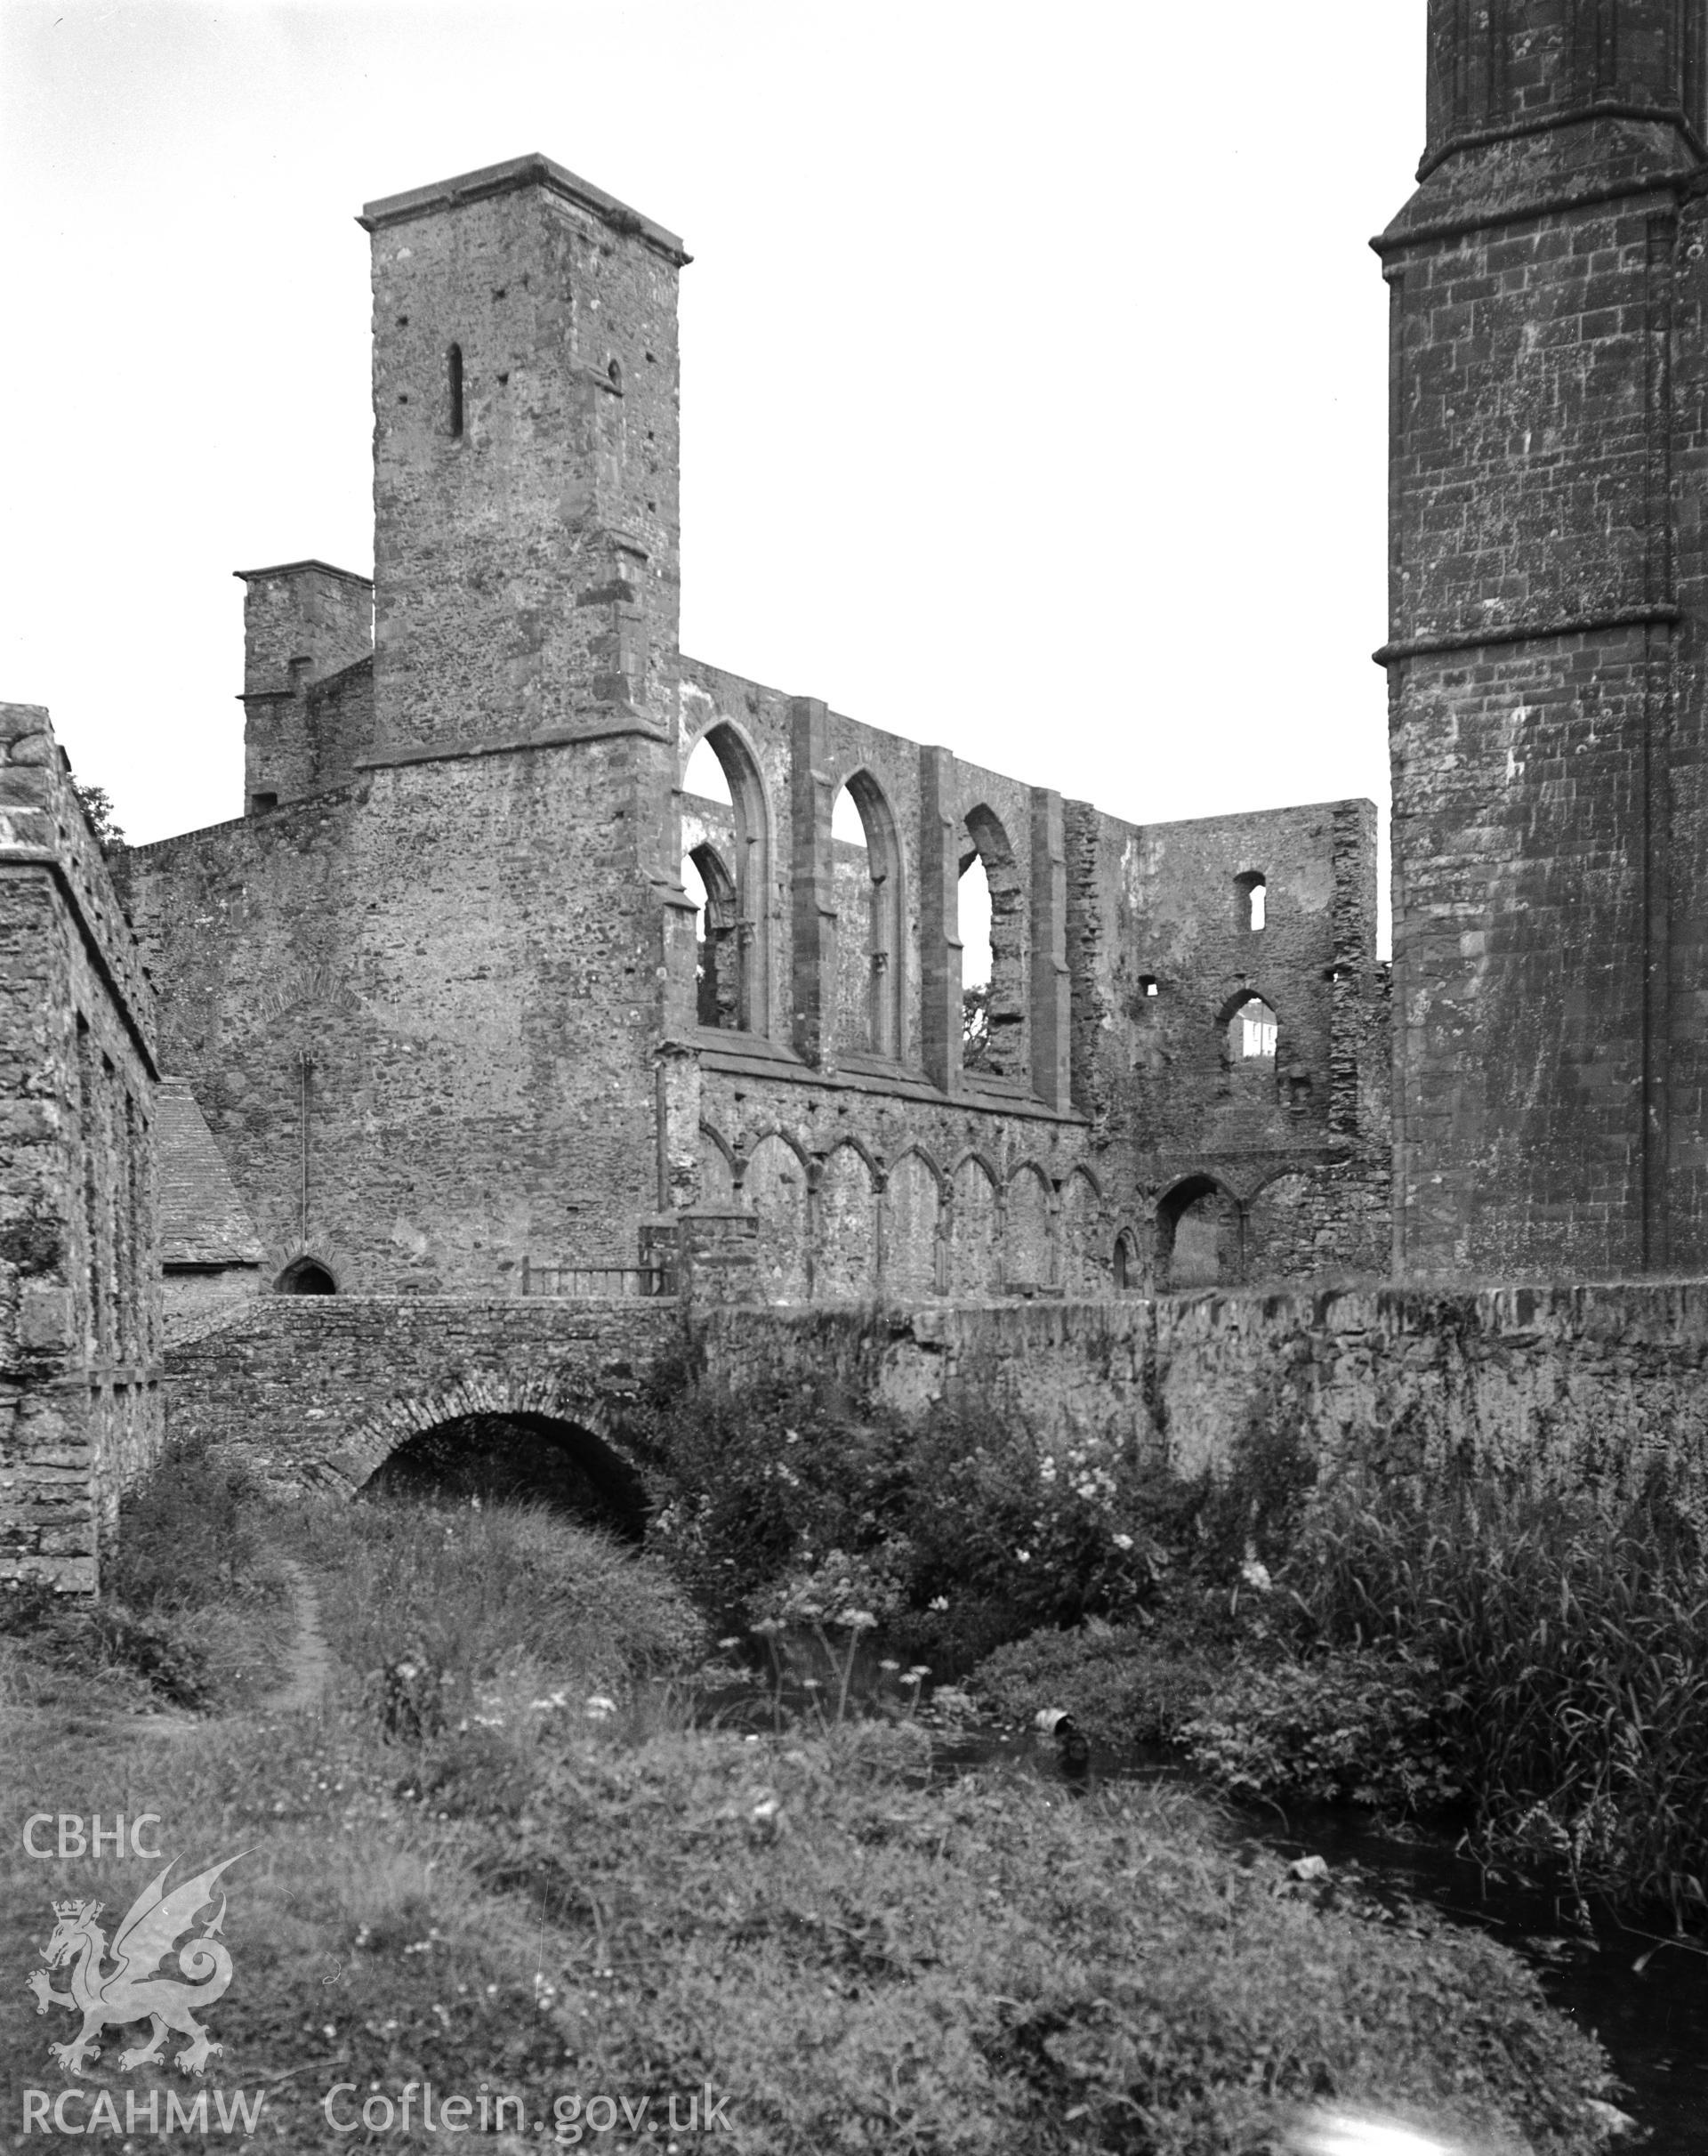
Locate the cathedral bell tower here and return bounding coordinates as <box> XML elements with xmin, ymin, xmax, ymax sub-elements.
<box><xmin>1382</xmin><ymin>0</ymin><xmax>1708</xmax><ymax>1276</ymax></box>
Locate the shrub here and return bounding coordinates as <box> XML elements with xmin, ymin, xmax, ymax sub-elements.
<box><xmin>1180</xmin><ymin>1649</ymin><xmax>1463</xmax><ymax>1813</ymax></box>
<box><xmin>971</xmin><ymin>1619</ymin><xmax>1224</xmax><ymax>1747</ymax></box>
<box><xmin>648</xmin><ymin>1364</ymin><xmax>1209</xmax><ymax>1652</ymax></box>
<box><xmin>104</xmin><ymin>1433</ymin><xmax>266</xmax><ymax>1612</ymax></box>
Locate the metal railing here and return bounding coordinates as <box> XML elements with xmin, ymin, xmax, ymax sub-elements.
<box><xmin>520</xmin><ymin>1259</ymin><xmax>673</xmax><ymax>1298</ymax></box>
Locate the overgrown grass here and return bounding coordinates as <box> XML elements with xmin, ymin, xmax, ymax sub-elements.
<box><xmin>283</xmin><ymin>1493</ymin><xmax>704</xmax><ymax>1700</ymax></box>
<box><xmin>0</xmin><ymin>1467</ymin><xmax>1628</xmax><ymax>2153</ymax></box>
<box><xmin>1</xmin><ymin>1435</ymin><xmax>294</xmax><ymax>1718</ymax></box>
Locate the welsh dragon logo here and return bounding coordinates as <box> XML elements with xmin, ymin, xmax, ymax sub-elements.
<box><xmin>26</xmin><ymin>1853</ymin><xmax>246</xmax><ymax>2078</ymax></box>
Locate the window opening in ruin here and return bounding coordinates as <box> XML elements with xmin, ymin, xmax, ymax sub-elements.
<box><xmin>1113</xmin><ymin>1231</ymin><xmax>1137</xmax><ymax>1291</ymax></box>
<box><xmin>250</xmin><ymin>792</ymin><xmax>278</xmax><ymax>816</ymax></box>
<box><xmin>683</xmin><ymin>734</ymin><xmax>733</xmax><ymax>805</ymax></box>
<box><xmin>277</xmin><ymin>1256</ymin><xmax>336</xmax><ymax>1295</ymax></box>
<box><xmin>960</xmin><ymin>807</ymin><xmax>1024</xmax><ymax>1079</ymax></box>
<box><xmin>1139</xmin><ymin>975</ymin><xmax>1159</xmax><ymax>997</ymax></box>
<box><xmin>1230</xmin><ymin>996</ymin><xmax>1278</xmax><ymax>1060</ymax></box>
<box><xmin>959</xmin><ymin>851</ymin><xmax>994</xmax><ymax>1069</ymax></box>
<box><xmin>832</xmin><ymin>772</ymin><xmax>904</xmax><ymax>1061</ymax></box>
<box><xmin>681</xmin><ymin>724</ymin><xmax>769</xmax><ymax>1035</ymax></box>
<box><xmin>1237</xmin><ymin>870</ymin><xmax>1266</xmax><ymax>932</ymax></box>
<box><xmin>448</xmin><ymin>343</ymin><xmax>464</xmax><ymax>438</ymax></box>
<box><xmin>683</xmin><ymin>841</ymin><xmax>739</xmax><ymax>1029</ymax></box>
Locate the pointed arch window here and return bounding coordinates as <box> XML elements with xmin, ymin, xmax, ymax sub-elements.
<box><xmin>959</xmin><ymin>806</ymin><xmax>1025</xmax><ymax>1080</ymax></box>
<box><xmin>831</xmin><ymin>770</ymin><xmax>906</xmax><ymax>1062</ymax></box>
<box><xmin>681</xmin><ymin>723</ymin><xmax>771</xmax><ymax>1037</ymax></box>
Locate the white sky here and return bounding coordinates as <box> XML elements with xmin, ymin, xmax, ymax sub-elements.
<box><xmin>2</xmin><ymin>2</ymin><xmax>1424</xmax><ymax>949</ymax></box>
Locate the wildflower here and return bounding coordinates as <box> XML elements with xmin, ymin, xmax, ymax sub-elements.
<box><xmin>835</xmin><ymin>1607</ymin><xmax>877</xmax><ymax>1631</ymax></box>
<box><xmin>717</xmin><ymin>1635</ymin><xmax>743</xmax><ymax>1651</ymax></box>
<box><xmin>1112</xmin><ymin>1532</ymin><xmax>1134</xmax><ymax>1552</ymax></box>
<box><xmin>1239</xmin><ymin>1558</ymin><xmax>1273</xmax><ymax>1594</ymax></box>
<box><xmin>584</xmin><ymin>1694</ymin><xmax>617</xmax><ymax>1720</ymax></box>
<box><xmin>879</xmin><ymin>1658</ymin><xmax>900</xmax><ymax>1672</ymax></box>
<box><xmin>1017</xmin><ymin>1548</ymin><xmax>1031</xmax><ymax>1564</ymax></box>
<box><xmin>928</xmin><ymin>1595</ymin><xmax>950</xmax><ymax>1611</ymax></box>
<box><xmin>750</xmin><ymin>1796</ymin><xmax>781</xmax><ymax>1822</ymax></box>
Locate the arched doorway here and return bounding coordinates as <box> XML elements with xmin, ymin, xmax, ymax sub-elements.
<box><xmin>1157</xmin><ymin>1176</ymin><xmax>1243</xmax><ymax>1289</ymax></box>
<box><xmin>277</xmin><ymin>1256</ymin><xmax>336</xmax><ymax>1295</ymax></box>
<box><xmin>362</xmin><ymin>1412</ymin><xmax>649</xmax><ymax>1539</ymax></box>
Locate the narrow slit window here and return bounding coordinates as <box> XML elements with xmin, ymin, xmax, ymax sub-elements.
<box><xmin>448</xmin><ymin>343</ymin><xmax>464</xmax><ymax>438</ymax></box>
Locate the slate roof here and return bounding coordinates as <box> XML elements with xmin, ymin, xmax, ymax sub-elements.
<box><xmin>157</xmin><ymin>1078</ymin><xmax>264</xmax><ymax>1268</ymax></box>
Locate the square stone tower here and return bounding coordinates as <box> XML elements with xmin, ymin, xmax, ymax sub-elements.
<box><xmin>1382</xmin><ymin>0</ymin><xmax>1708</xmax><ymax>1276</ymax></box>
<box><xmin>359</xmin><ymin>155</ymin><xmax>687</xmax><ymax>755</ymax></box>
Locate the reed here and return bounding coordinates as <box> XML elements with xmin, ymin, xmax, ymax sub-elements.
<box><xmin>1285</xmin><ymin>1469</ymin><xmax>1708</xmax><ymax>1913</ymax></box>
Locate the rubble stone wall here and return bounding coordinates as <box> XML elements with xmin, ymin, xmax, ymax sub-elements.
<box><xmin>0</xmin><ymin>703</ymin><xmax>161</xmax><ymax>1588</ymax></box>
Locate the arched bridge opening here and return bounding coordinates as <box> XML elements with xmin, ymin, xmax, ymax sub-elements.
<box><xmin>361</xmin><ymin>1410</ymin><xmax>649</xmax><ymax>1539</ymax></box>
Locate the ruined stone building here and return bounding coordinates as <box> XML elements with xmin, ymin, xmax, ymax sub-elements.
<box><xmin>21</xmin><ymin>0</ymin><xmax>1700</xmax><ymax>1586</ymax></box>
<box><xmin>106</xmin><ymin>154</ymin><xmax>1390</xmax><ymax>1312</ymax></box>
<box><xmin>0</xmin><ymin>704</ymin><xmax>162</xmax><ymax>1587</ymax></box>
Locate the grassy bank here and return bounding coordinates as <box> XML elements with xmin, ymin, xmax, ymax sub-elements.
<box><xmin>0</xmin><ymin>1457</ymin><xmax>1626</xmax><ymax>2154</ymax></box>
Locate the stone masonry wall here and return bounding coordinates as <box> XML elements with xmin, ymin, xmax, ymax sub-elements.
<box><xmin>1382</xmin><ymin>4</ymin><xmax>1708</xmax><ymax>1278</ymax></box>
<box><xmin>125</xmin><ymin>731</ymin><xmax>667</xmax><ymax>1294</ymax></box>
<box><xmin>362</xmin><ymin>157</ymin><xmax>686</xmax><ymax>758</ymax></box>
<box><xmin>239</xmin><ymin>561</ymin><xmax>375</xmax><ymax>811</ymax></box>
<box><xmin>0</xmin><ymin>703</ymin><xmax>161</xmax><ymax>1588</ymax></box>
<box><xmin>161</xmin><ymin>1283</ymin><xmax>1708</xmax><ymax>1531</ymax></box>
<box><xmin>131</xmin><ymin>150</ymin><xmax>1392</xmax><ymax>1319</ymax></box>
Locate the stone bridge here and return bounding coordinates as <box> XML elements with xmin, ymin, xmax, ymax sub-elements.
<box><xmin>165</xmin><ymin>1296</ymin><xmax>683</xmax><ymax>1500</ymax></box>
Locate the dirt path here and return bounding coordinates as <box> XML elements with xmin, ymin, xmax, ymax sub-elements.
<box><xmin>261</xmin><ymin>1557</ymin><xmax>331</xmax><ymax>1715</ymax></box>
<box><xmin>132</xmin><ymin>1556</ymin><xmax>330</xmax><ymax>1738</ymax></box>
